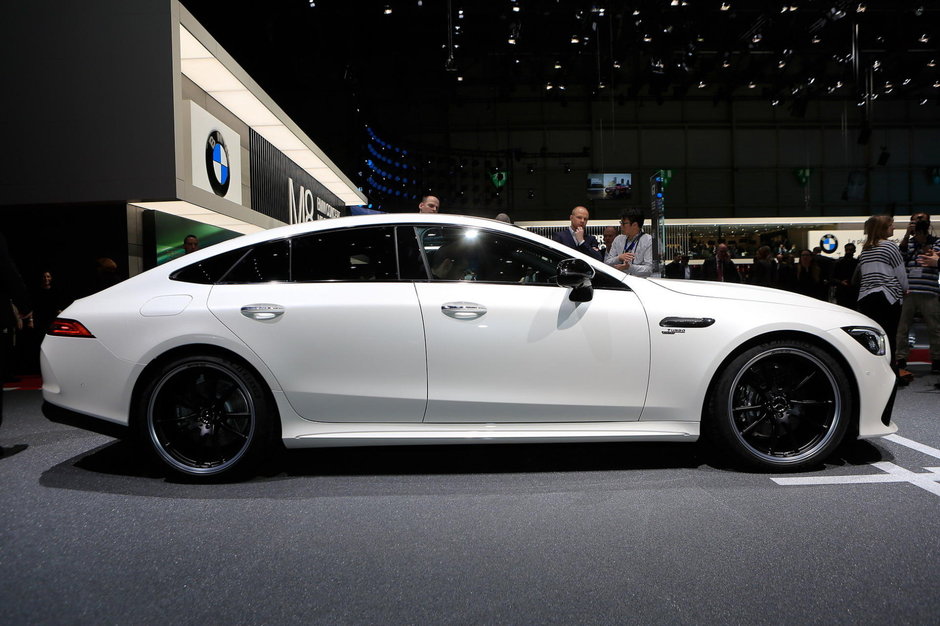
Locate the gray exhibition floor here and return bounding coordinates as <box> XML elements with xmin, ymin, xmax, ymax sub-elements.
<box><xmin>1</xmin><ymin>366</ymin><xmax>939</xmax><ymax>625</ymax></box>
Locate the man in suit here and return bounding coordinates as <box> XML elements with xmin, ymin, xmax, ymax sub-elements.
<box><xmin>552</xmin><ymin>206</ymin><xmax>603</xmax><ymax>261</ymax></box>
<box><xmin>701</xmin><ymin>243</ymin><xmax>741</xmax><ymax>283</ymax></box>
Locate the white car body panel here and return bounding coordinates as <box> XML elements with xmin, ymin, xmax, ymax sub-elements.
<box><xmin>39</xmin><ymin>213</ymin><xmax>897</xmax><ymax>460</ymax></box>
<box><xmin>415</xmin><ymin>281</ymin><xmax>649</xmax><ymax>422</ymax></box>
<box><xmin>207</xmin><ymin>282</ymin><xmax>427</xmax><ymax>422</ymax></box>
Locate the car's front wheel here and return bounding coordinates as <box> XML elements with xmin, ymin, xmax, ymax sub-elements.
<box><xmin>137</xmin><ymin>355</ymin><xmax>275</xmax><ymax>480</ymax></box>
<box><xmin>706</xmin><ymin>340</ymin><xmax>852</xmax><ymax>471</ymax></box>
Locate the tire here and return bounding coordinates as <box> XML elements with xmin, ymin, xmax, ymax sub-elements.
<box><xmin>137</xmin><ymin>355</ymin><xmax>275</xmax><ymax>480</ymax></box>
<box><xmin>705</xmin><ymin>340</ymin><xmax>852</xmax><ymax>471</ymax></box>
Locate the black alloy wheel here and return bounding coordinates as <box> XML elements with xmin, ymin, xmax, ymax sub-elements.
<box><xmin>140</xmin><ymin>355</ymin><xmax>273</xmax><ymax>479</ymax></box>
<box><xmin>707</xmin><ymin>340</ymin><xmax>852</xmax><ymax>470</ymax></box>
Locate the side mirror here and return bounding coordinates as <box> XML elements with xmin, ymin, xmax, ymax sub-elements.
<box><xmin>554</xmin><ymin>258</ymin><xmax>595</xmax><ymax>302</ymax></box>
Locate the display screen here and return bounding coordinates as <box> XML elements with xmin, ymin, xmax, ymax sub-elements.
<box><xmin>587</xmin><ymin>172</ymin><xmax>632</xmax><ymax>200</ymax></box>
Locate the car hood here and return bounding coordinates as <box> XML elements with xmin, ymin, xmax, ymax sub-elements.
<box><xmin>647</xmin><ymin>278</ymin><xmax>849</xmax><ymax>312</ymax></box>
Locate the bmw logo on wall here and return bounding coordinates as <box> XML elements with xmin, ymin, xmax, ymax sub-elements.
<box><xmin>819</xmin><ymin>234</ymin><xmax>839</xmax><ymax>253</ymax></box>
<box><xmin>205</xmin><ymin>130</ymin><xmax>230</xmax><ymax>197</ymax></box>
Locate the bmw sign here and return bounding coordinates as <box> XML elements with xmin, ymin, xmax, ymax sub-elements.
<box><xmin>819</xmin><ymin>234</ymin><xmax>838</xmax><ymax>253</ymax></box>
<box><xmin>189</xmin><ymin>102</ymin><xmax>242</xmax><ymax>204</ymax></box>
<box><xmin>206</xmin><ymin>130</ymin><xmax>230</xmax><ymax>197</ymax></box>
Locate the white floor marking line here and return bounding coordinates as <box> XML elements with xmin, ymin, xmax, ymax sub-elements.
<box><xmin>771</xmin><ymin>435</ymin><xmax>940</xmax><ymax>498</ymax></box>
<box><xmin>884</xmin><ymin>434</ymin><xmax>940</xmax><ymax>460</ymax></box>
<box><xmin>772</xmin><ymin>462</ymin><xmax>940</xmax><ymax>496</ymax></box>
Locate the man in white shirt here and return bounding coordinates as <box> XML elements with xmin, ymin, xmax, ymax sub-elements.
<box><xmin>604</xmin><ymin>208</ymin><xmax>653</xmax><ymax>277</ymax></box>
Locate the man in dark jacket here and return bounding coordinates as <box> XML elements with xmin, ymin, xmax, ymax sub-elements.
<box><xmin>552</xmin><ymin>206</ymin><xmax>603</xmax><ymax>261</ymax></box>
<box><xmin>1</xmin><ymin>232</ymin><xmax>31</xmax><ymax>430</ymax></box>
<box><xmin>701</xmin><ymin>243</ymin><xmax>741</xmax><ymax>283</ymax></box>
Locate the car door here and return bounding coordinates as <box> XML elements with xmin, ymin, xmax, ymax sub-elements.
<box><xmin>412</xmin><ymin>225</ymin><xmax>650</xmax><ymax>423</ymax></box>
<box><xmin>206</xmin><ymin>226</ymin><xmax>428</xmax><ymax>423</ymax></box>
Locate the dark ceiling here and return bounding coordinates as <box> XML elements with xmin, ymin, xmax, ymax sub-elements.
<box><xmin>182</xmin><ymin>0</ymin><xmax>938</xmax><ymax>199</ymax></box>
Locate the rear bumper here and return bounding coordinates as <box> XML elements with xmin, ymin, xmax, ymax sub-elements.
<box><xmin>42</xmin><ymin>401</ymin><xmax>130</xmax><ymax>440</ymax></box>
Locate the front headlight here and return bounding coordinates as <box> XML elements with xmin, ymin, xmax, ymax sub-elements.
<box><xmin>843</xmin><ymin>326</ymin><xmax>886</xmax><ymax>356</ymax></box>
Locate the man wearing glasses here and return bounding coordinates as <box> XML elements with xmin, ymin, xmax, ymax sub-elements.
<box><xmin>604</xmin><ymin>208</ymin><xmax>653</xmax><ymax>277</ymax></box>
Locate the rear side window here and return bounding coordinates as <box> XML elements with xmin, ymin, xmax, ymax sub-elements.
<box><xmin>291</xmin><ymin>227</ymin><xmax>398</xmax><ymax>281</ymax></box>
<box><xmin>220</xmin><ymin>239</ymin><xmax>290</xmax><ymax>283</ymax></box>
<box><xmin>170</xmin><ymin>248</ymin><xmax>248</xmax><ymax>284</ymax></box>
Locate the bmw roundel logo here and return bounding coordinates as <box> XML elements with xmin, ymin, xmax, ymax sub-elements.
<box><xmin>820</xmin><ymin>234</ymin><xmax>838</xmax><ymax>253</ymax></box>
<box><xmin>205</xmin><ymin>130</ymin><xmax>230</xmax><ymax>196</ymax></box>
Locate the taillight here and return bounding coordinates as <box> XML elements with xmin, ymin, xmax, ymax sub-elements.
<box><xmin>47</xmin><ymin>319</ymin><xmax>96</xmax><ymax>338</ymax></box>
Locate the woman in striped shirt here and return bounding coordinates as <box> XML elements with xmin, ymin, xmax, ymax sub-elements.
<box><xmin>856</xmin><ymin>214</ymin><xmax>909</xmax><ymax>374</ymax></box>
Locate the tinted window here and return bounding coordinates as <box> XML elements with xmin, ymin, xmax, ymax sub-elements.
<box><xmin>291</xmin><ymin>227</ymin><xmax>398</xmax><ymax>282</ymax></box>
<box><xmin>419</xmin><ymin>226</ymin><xmax>568</xmax><ymax>285</ymax></box>
<box><xmin>220</xmin><ymin>239</ymin><xmax>290</xmax><ymax>283</ymax></box>
<box><xmin>397</xmin><ymin>226</ymin><xmax>430</xmax><ymax>280</ymax></box>
<box><xmin>170</xmin><ymin>247</ymin><xmax>249</xmax><ymax>284</ymax></box>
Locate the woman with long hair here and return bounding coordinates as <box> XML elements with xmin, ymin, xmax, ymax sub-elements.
<box><xmin>857</xmin><ymin>214</ymin><xmax>908</xmax><ymax>374</ymax></box>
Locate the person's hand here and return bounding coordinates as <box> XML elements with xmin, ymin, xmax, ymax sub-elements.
<box><xmin>614</xmin><ymin>262</ymin><xmax>629</xmax><ymax>271</ymax></box>
<box><xmin>573</xmin><ymin>227</ymin><xmax>585</xmax><ymax>243</ymax></box>
<box><xmin>917</xmin><ymin>249</ymin><xmax>939</xmax><ymax>267</ymax></box>
<box><xmin>619</xmin><ymin>252</ymin><xmax>635</xmax><ymax>264</ymax></box>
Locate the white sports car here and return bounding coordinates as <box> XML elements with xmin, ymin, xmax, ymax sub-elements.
<box><xmin>41</xmin><ymin>214</ymin><xmax>898</xmax><ymax>479</ymax></box>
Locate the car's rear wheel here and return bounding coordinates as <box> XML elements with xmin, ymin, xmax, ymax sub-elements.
<box><xmin>138</xmin><ymin>355</ymin><xmax>274</xmax><ymax>480</ymax></box>
<box><xmin>706</xmin><ymin>340</ymin><xmax>852</xmax><ymax>471</ymax></box>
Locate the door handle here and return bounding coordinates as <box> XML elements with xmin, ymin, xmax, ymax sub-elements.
<box><xmin>441</xmin><ymin>301</ymin><xmax>487</xmax><ymax>320</ymax></box>
<box><xmin>240</xmin><ymin>304</ymin><xmax>285</xmax><ymax>321</ymax></box>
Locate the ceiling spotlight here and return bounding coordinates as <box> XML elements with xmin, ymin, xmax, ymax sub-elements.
<box><xmin>836</xmin><ymin>81</ymin><xmax>843</xmax><ymax>88</ymax></box>
<box><xmin>671</xmin><ymin>0</ymin><xmax>679</xmax><ymax>5</ymax></box>
<box><xmin>807</xmin><ymin>77</ymin><xmax>815</xmax><ymax>85</ymax></box>
<box><xmin>698</xmin><ymin>81</ymin><xmax>707</xmax><ymax>88</ymax></box>
<box><xmin>772</xmin><ymin>99</ymin><xmax>780</xmax><ymax>106</ymax></box>
<box><xmin>885</xmin><ymin>81</ymin><xmax>893</xmax><ymax>89</ymax></box>
<box><xmin>903</xmin><ymin>78</ymin><xmax>912</xmax><ymax>85</ymax></box>
<box><xmin>643</xmin><ymin>34</ymin><xmax>653</xmax><ymax>42</ymax></box>
<box><xmin>778</xmin><ymin>59</ymin><xmax>787</xmax><ymax>68</ymax></box>
<box><xmin>613</xmin><ymin>60</ymin><xmax>622</xmax><ymax>69</ymax></box>
<box><xmin>512</xmin><ymin>5</ymin><xmax>520</xmax><ymax>11</ymax></box>
<box><xmin>873</xmin><ymin>60</ymin><xmax>881</xmax><ymax>69</ymax></box>
<box><xmin>934</xmin><ymin>81</ymin><xmax>940</xmax><ymax>88</ymax></box>
<box><xmin>812</xmin><ymin>35</ymin><xmax>822</xmax><ymax>43</ymax></box>
<box><xmin>829</xmin><ymin>7</ymin><xmax>846</xmax><ymax>20</ymax></box>
<box><xmin>546</xmin><ymin>82</ymin><xmax>553</xmax><ymax>90</ymax></box>
<box><xmin>722</xmin><ymin>59</ymin><xmax>731</xmax><ymax>68</ymax></box>
<box><xmin>457</xmin><ymin>75</ymin><xmax>464</xmax><ymax>82</ymax></box>
<box><xmin>752</xmin><ymin>33</ymin><xmax>762</xmax><ymax>44</ymax></box>
<box><xmin>921</xmin><ymin>98</ymin><xmax>929</xmax><ymax>105</ymax></box>
<box><xmin>558</xmin><ymin>85</ymin><xmax>566</xmax><ymax>91</ymax></box>
<box><xmin>919</xmin><ymin>34</ymin><xmax>930</xmax><ymax>43</ymax></box>
<box><xmin>748</xmin><ymin>81</ymin><xmax>757</xmax><ymax>88</ymax></box>
<box><xmin>598</xmin><ymin>81</ymin><xmax>607</xmax><ymax>89</ymax></box>
<box><xmin>633</xmin><ymin>9</ymin><xmax>641</xmax><ymax>16</ymax></box>
<box><xmin>508</xmin><ymin>37</ymin><xmax>516</xmax><ymax>44</ymax></box>
<box><xmin>856</xmin><ymin>3</ymin><xmax>866</xmax><ymax>12</ymax></box>
<box><xmin>458</xmin><ymin>9</ymin><xmax>464</xmax><ymax>18</ymax></box>
<box><xmin>554</xmin><ymin>60</ymin><xmax>562</xmax><ymax>69</ymax></box>
<box><xmin>915</xmin><ymin>5</ymin><xmax>924</xmax><ymax>16</ymax></box>
<box><xmin>383</xmin><ymin>5</ymin><xmax>392</xmax><ymax>14</ymax></box>
<box><xmin>929</xmin><ymin>59</ymin><xmax>937</xmax><ymax>67</ymax></box>
<box><xmin>720</xmin><ymin>2</ymin><xmax>731</xmax><ymax>11</ymax></box>
<box><xmin>570</xmin><ymin>35</ymin><xmax>580</xmax><ymax>44</ymax></box>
